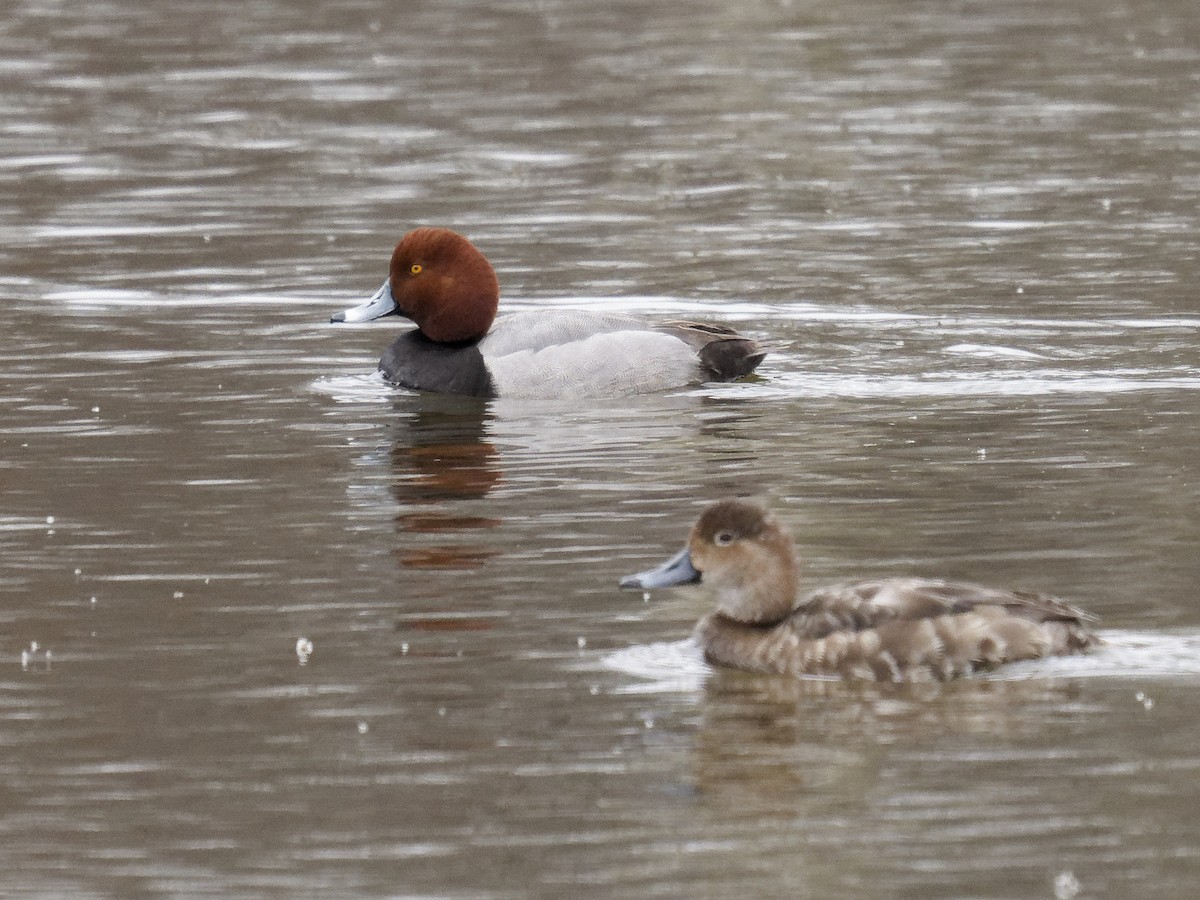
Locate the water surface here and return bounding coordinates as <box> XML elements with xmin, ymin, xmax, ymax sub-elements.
<box><xmin>2</xmin><ymin>0</ymin><xmax>1199</xmax><ymax>896</ymax></box>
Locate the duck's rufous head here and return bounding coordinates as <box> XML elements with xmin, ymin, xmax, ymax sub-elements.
<box><xmin>331</xmin><ymin>228</ymin><xmax>500</xmax><ymax>343</ymax></box>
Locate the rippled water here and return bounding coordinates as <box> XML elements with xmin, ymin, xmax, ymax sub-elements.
<box><xmin>2</xmin><ymin>0</ymin><xmax>1199</xmax><ymax>896</ymax></box>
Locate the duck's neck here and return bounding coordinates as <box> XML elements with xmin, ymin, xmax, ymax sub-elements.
<box><xmin>694</xmin><ymin>612</ymin><xmax>799</xmax><ymax>676</ymax></box>
<box><xmin>379</xmin><ymin>331</ymin><xmax>495</xmax><ymax>397</ymax></box>
<box><xmin>711</xmin><ymin>553</ymin><xmax>800</xmax><ymax>627</ymax></box>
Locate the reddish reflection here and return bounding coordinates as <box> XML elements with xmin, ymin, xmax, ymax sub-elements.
<box><xmin>389</xmin><ymin>398</ymin><xmax>503</xmax><ymax>570</ymax></box>
<box><xmin>397</xmin><ymin>440</ymin><xmax>503</xmax><ymax>501</ymax></box>
<box><xmin>394</xmin><ymin>545</ymin><xmax>498</xmax><ymax>569</ymax></box>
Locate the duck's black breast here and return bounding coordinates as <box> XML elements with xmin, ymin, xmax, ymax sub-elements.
<box><xmin>378</xmin><ymin>330</ymin><xmax>495</xmax><ymax>398</ymax></box>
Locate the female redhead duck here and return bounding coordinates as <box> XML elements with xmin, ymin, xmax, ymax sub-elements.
<box><xmin>620</xmin><ymin>499</ymin><xmax>1100</xmax><ymax>682</ymax></box>
<box><xmin>331</xmin><ymin>228</ymin><xmax>766</xmax><ymax>399</ymax></box>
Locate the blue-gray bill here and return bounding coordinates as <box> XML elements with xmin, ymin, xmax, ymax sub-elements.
<box><xmin>619</xmin><ymin>547</ymin><xmax>700</xmax><ymax>590</ymax></box>
<box><xmin>330</xmin><ymin>280</ymin><xmax>397</xmax><ymax>323</ymax></box>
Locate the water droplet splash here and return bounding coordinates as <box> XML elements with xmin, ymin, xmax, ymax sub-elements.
<box><xmin>295</xmin><ymin>637</ymin><xmax>313</xmax><ymax>665</ymax></box>
<box><xmin>1054</xmin><ymin>870</ymin><xmax>1081</xmax><ymax>900</ymax></box>
<box><xmin>20</xmin><ymin>641</ymin><xmax>51</xmax><ymax>672</ymax></box>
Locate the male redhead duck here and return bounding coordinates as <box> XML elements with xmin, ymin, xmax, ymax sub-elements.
<box><xmin>331</xmin><ymin>227</ymin><xmax>766</xmax><ymax>399</ymax></box>
<box><xmin>620</xmin><ymin>499</ymin><xmax>1100</xmax><ymax>682</ymax></box>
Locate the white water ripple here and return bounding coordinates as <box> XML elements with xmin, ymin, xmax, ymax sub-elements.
<box><xmin>600</xmin><ymin>630</ymin><xmax>1200</xmax><ymax>693</ymax></box>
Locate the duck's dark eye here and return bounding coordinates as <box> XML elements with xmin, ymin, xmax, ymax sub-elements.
<box><xmin>714</xmin><ymin>531</ymin><xmax>735</xmax><ymax>546</ymax></box>
<box><xmin>409</xmin><ymin>263</ymin><xmax>423</xmax><ymax>275</ymax></box>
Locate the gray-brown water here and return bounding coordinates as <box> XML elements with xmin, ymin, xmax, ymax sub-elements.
<box><xmin>2</xmin><ymin>0</ymin><xmax>1199</xmax><ymax>896</ymax></box>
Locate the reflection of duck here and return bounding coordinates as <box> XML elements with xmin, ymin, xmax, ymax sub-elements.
<box><xmin>388</xmin><ymin>397</ymin><xmax>502</xmax><ymax>570</ymax></box>
<box><xmin>621</xmin><ymin>499</ymin><xmax>1099</xmax><ymax>682</ymax></box>
<box><xmin>688</xmin><ymin>670</ymin><xmax>1091</xmax><ymax>813</ymax></box>
<box><xmin>331</xmin><ymin>228</ymin><xmax>766</xmax><ymax>398</ymax></box>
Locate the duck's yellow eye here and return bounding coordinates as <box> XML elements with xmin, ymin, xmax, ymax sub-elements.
<box><xmin>409</xmin><ymin>263</ymin><xmax>423</xmax><ymax>276</ymax></box>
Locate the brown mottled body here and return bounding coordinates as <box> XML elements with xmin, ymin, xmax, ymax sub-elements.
<box><xmin>621</xmin><ymin>499</ymin><xmax>1100</xmax><ymax>682</ymax></box>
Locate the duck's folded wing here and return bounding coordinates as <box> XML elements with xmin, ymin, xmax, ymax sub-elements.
<box><xmin>485</xmin><ymin>330</ymin><xmax>702</xmax><ymax>399</ymax></box>
<box><xmin>790</xmin><ymin>578</ymin><xmax>1094</xmax><ymax>640</ymax></box>
<box><xmin>481</xmin><ymin>311</ymin><xmax>647</xmax><ymax>356</ymax></box>
<box><xmin>912</xmin><ymin>580</ymin><xmax>1097</xmax><ymax>627</ymax></box>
